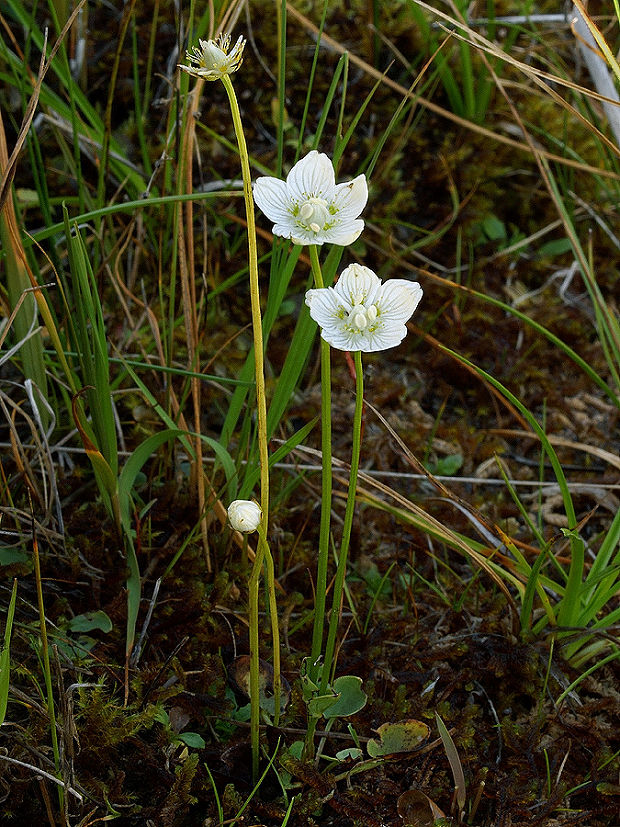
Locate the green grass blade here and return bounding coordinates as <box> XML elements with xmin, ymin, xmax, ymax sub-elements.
<box><xmin>435</xmin><ymin>712</ymin><xmax>466</xmax><ymax>813</ymax></box>
<box><xmin>0</xmin><ymin>579</ymin><xmax>18</xmax><ymax>726</ymax></box>
<box><xmin>241</xmin><ymin>415</ymin><xmax>320</xmax><ymax>497</ymax></box>
<box><xmin>296</xmin><ymin>0</ymin><xmax>330</xmax><ymax>160</ymax></box>
<box><xmin>429</xmin><ymin>276</ymin><xmax>620</xmax><ymax>411</ymax></box>
<box><xmin>62</xmin><ymin>208</ymin><xmax>118</xmax><ymax>476</ymax></box>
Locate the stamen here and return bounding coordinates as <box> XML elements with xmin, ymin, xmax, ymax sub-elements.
<box><xmin>297</xmin><ymin>197</ymin><xmax>330</xmax><ymax>233</ymax></box>
<box><xmin>347</xmin><ymin>302</ymin><xmax>378</xmax><ymax>332</ymax></box>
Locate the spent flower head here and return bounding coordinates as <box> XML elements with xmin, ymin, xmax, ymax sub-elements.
<box><xmin>253</xmin><ymin>151</ymin><xmax>368</xmax><ymax>246</ymax></box>
<box><xmin>305</xmin><ymin>263</ymin><xmax>423</xmax><ymax>352</ymax></box>
<box><xmin>180</xmin><ymin>33</ymin><xmax>245</xmax><ymax>81</ymax></box>
<box><xmin>228</xmin><ymin>499</ymin><xmax>262</xmax><ymax>533</ymax></box>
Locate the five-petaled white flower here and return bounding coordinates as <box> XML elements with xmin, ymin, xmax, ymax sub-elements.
<box><xmin>180</xmin><ymin>33</ymin><xmax>245</xmax><ymax>81</ymax></box>
<box><xmin>228</xmin><ymin>499</ymin><xmax>262</xmax><ymax>533</ymax></box>
<box><xmin>305</xmin><ymin>263</ymin><xmax>423</xmax><ymax>352</ymax></box>
<box><xmin>253</xmin><ymin>151</ymin><xmax>368</xmax><ymax>246</ymax></box>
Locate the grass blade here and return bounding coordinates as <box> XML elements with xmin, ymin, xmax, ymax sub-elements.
<box><xmin>435</xmin><ymin>712</ymin><xmax>466</xmax><ymax>815</ymax></box>
<box><xmin>0</xmin><ymin>579</ymin><xmax>18</xmax><ymax>726</ymax></box>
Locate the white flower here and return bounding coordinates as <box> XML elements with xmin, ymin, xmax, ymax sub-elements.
<box><xmin>253</xmin><ymin>151</ymin><xmax>368</xmax><ymax>246</ymax></box>
<box><xmin>305</xmin><ymin>264</ymin><xmax>423</xmax><ymax>352</ymax></box>
<box><xmin>180</xmin><ymin>33</ymin><xmax>245</xmax><ymax>81</ymax></box>
<box><xmin>228</xmin><ymin>499</ymin><xmax>262</xmax><ymax>532</ymax></box>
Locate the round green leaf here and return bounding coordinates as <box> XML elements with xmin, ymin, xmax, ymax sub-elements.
<box><xmin>67</xmin><ymin>610</ymin><xmax>113</xmax><ymax>634</ymax></box>
<box><xmin>324</xmin><ymin>675</ymin><xmax>367</xmax><ymax>719</ymax></box>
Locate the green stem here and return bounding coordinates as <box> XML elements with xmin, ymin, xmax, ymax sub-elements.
<box><xmin>220</xmin><ymin>76</ymin><xmax>268</xmax><ymax>526</ymax></box>
<box><xmin>221</xmin><ymin>74</ymin><xmax>276</xmax><ymax>775</ymax></box>
<box><xmin>247</xmin><ymin>526</ymin><xmax>280</xmax><ymax>782</ymax></box>
<box><xmin>308</xmin><ymin>245</ymin><xmax>332</xmax><ymax>683</ymax></box>
<box><xmin>260</xmin><ymin>530</ymin><xmax>281</xmax><ymax>728</ymax></box>
<box><xmin>247</xmin><ymin>534</ymin><xmax>265</xmax><ymax>782</ymax></box>
<box><xmin>320</xmin><ymin>350</ymin><xmax>363</xmax><ymax>693</ymax></box>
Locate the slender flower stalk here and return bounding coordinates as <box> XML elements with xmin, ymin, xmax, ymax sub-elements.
<box><xmin>180</xmin><ymin>37</ymin><xmax>281</xmax><ymax>776</ymax></box>
<box><xmin>218</xmin><ymin>73</ymin><xmax>268</xmax><ymax>530</ymax></box>
<box><xmin>220</xmin><ymin>72</ymin><xmax>281</xmax><ymax>772</ymax></box>
<box><xmin>247</xmin><ymin>527</ymin><xmax>265</xmax><ymax>780</ymax></box>
<box><xmin>320</xmin><ymin>349</ymin><xmax>364</xmax><ymax>692</ymax></box>
<box><xmin>226</xmin><ymin>508</ymin><xmax>279</xmax><ymax>779</ymax></box>
<box><xmin>308</xmin><ymin>245</ymin><xmax>332</xmax><ymax>681</ymax></box>
<box><xmin>301</xmin><ymin>245</ymin><xmax>333</xmax><ymax>759</ymax></box>
<box><xmin>304</xmin><ymin>266</ymin><xmax>423</xmax><ymax>694</ymax></box>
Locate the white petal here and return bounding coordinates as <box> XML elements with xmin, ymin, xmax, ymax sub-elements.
<box><xmin>305</xmin><ymin>287</ymin><xmax>348</xmax><ymax>328</ymax></box>
<box><xmin>253</xmin><ymin>177</ymin><xmax>292</xmax><ymax>223</ymax></box>
<box><xmin>286</xmin><ymin>151</ymin><xmax>336</xmax><ymax>201</ymax></box>
<box><xmin>331</xmin><ymin>175</ymin><xmax>368</xmax><ymax>221</ymax></box>
<box><xmin>290</xmin><ymin>227</ymin><xmax>320</xmax><ymax>245</ymax></box>
<box><xmin>319</xmin><ymin>219</ymin><xmax>365</xmax><ymax>246</ymax></box>
<box><xmin>272</xmin><ymin>221</ymin><xmax>299</xmax><ymax>240</ymax></box>
<box><xmin>363</xmin><ymin>320</ymin><xmax>407</xmax><ymax>352</ymax></box>
<box><xmin>229</xmin><ymin>35</ymin><xmax>246</xmax><ymax>60</ymax></box>
<box><xmin>334</xmin><ymin>264</ymin><xmax>381</xmax><ymax>306</ymax></box>
<box><xmin>376</xmin><ymin>280</ymin><xmax>423</xmax><ymax>322</ymax></box>
<box><xmin>201</xmin><ymin>41</ymin><xmax>227</xmax><ymax>66</ymax></box>
<box><xmin>321</xmin><ymin>327</ymin><xmax>363</xmax><ymax>351</ymax></box>
<box><xmin>228</xmin><ymin>499</ymin><xmax>262</xmax><ymax>532</ymax></box>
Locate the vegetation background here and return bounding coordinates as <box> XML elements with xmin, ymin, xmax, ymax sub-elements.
<box><xmin>0</xmin><ymin>0</ymin><xmax>618</xmax><ymax>824</ymax></box>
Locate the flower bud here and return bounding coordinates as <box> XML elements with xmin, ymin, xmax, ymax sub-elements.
<box><xmin>227</xmin><ymin>499</ymin><xmax>262</xmax><ymax>533</ymax></box>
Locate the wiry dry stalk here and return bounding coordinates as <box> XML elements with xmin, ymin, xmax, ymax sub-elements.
<box><xmin>177</xmin><ymin>65</ymin><xmax>210</xmax><ymax>569</ymax></box>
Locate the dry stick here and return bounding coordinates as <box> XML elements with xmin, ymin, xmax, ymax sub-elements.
<box><xmin>0</xmin><ymin>756</ymin><xmax>82</xmax><ymax>802</ymax></box>
<box><xmin>179</xmin><ymin>76</ymin><xmax>211</xmax><ymax>570</ymax></box>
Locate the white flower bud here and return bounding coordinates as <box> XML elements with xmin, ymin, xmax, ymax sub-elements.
<box><xmin>228</xmin><ymin>499</ymin><xmax>262</xmax><ymax>533</ymax></box>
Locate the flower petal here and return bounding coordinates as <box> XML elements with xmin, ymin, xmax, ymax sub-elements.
<box><xmin>334</xmin><ymin>264</ymin><xmax>381</xmax><ymax>306</ymax></box>
<box><xmin>290</xmin><ymin>226</ymin><xmax>321</xmax><ymax>245</ymax></box>
<box><xmin>286</xmin><ymin>151</ymin><xmax>336</xmax><ymax>201</ymax></box>
<box><xmin>253</xmin><ymin>177</ymin><xmax>292</xmax><ymax>224</ymax></box>
<box><xmin>319</xmin><ymin>219</ymin><xmax>365</xmax><ymax>246</ymax></box>
<box><xmin>305</xmin><ymin>286</ymin><xmax>349</xmax><ymax>328</ymax></box>
<box><xmin>272</xmin><ymin>221</ymin><xmax>300</xmax><ymax>241</ymax></box>
<box><xmin>200</xmin><ymin>41</ymin><xmax>227</xmax><ymax>67</ymax></box>
<box><xmin>361</xmin><ymin>319</ymin><xmax>408</xmax><ymax>352</ymax></box>
<box><xmin>331</xmin><ymin>175</ymin><xmax>368</xmax><ymax>221</ymax></box>
<box><xmin>376</xmin><ymin>280</ymin><xmax>423</xmax><ymax>322</ymax></box>
<box><xmin>321</xmin><ymin>327</ymin><xmax>364</xmax><ymax>351</ymax></box>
